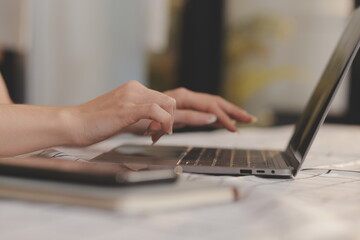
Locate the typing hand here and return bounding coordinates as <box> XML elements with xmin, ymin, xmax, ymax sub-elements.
<box><xmin>123</xmin><ymin>88</ymin><xmax>256</xmax><ymax>144</ymax></box>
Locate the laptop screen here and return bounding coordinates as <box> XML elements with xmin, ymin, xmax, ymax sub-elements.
<box><xmin>287</xmin><ymin>8</ymin><xmax>360</xmax><ymax>166</ymax></box>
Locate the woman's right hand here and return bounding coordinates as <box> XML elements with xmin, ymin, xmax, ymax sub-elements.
<box><xmin>64</xmin><ymin>80</ymin><xmax>176</xmax><ymax>146</ymax></box>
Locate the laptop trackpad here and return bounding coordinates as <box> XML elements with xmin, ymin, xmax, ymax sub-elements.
<box><xmin>91</xmin><ymin>144</ymin><xmax>186</xmax><ymax>166</ymax></box>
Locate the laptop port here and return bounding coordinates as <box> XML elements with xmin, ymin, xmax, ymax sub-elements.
<box><xmin>240</xmin><ymin>169</ymin><xmax>252</xmax><ymax>174</ymax></box>
<box><xmin>256</xmin><ymin>170</ymin><xmax>265</xmax><ymax>174</ymax></box>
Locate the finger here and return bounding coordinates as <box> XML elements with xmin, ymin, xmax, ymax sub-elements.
<box><xmin>147</xmin><ymin>110</ymin><xmax>219</xmax><ymax>143</ymax></box>
<box><xmin>145</xmin><ymin>121</ymin><xmax>165</xmax><ymax>145</ymax></box>
<box><xmin>140</xmin><ymin>88</ymin><xmax>176</xmax><ymax>132</ymax></box>
<box><xmin>166</xmin><ymin>91</ymin><xmax>230</xmax><ymax>129</ymax></box>
<box><xmin>121</xmin><ymin>81</ymin><xmax>176</xmax><ymax>132</ymax></box>
<box><xmin>130</xmin><ymin>103</ymin><xmax>172</xmax><ymax>134</ymax></box>
<box><xmin>174</xmin><ymin>110</ymin><xmax>217</xmax><ymax>126</ymax></box>
<box><xmin>173</xmin><ymin>123</ymin><xmax>186</xmax><ymax>129</ymax></box>
<box><xmin>121</xmin><ymin>119</ymin><xmax>152</xmax><ymax>135</ymax></box>
<box><xmin>173</xmin><ymin>92</ymin><xmax>237</xmax><ymax>131</ymax></box>
<box><xmin>209</xmin><ymin>104</ymin><xmax>238</xmax><ymax>132</ymax></box>
<box><xmin>147</xmin><ymin>110</ymin><xmax>218</xmax><ymax>131</ymax></box>
<box><xmin>208</xmin><ymin>119</ymin><xmax>236</xmax><ymax>129</ymax></box>
<box><xmin>216</xmin><ymin>98</ymin><xmax>256</xmax><ymax>123</ymax></box>
<box><xmin>146</xmin><ymin>120</ymin><xmax>162</xmax><ymax>134</ymax></box>
<box><xmin>147</xmin><ymin>110</ymin><xmax>218</xmax><ymax>134</ymax></box>
<box><xmin>166</xmin><ymin>89</ymin><xmax>255</xmax><ymax>124</ymax></box>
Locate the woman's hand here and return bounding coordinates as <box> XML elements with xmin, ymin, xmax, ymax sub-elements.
<box><xmin>164</xmin><ymin>88</ymin><xmax>256</xmax><ymax>130</ymax></box>
<box><xmin>122</xmin><ymin>87</ymin><xmax>256</xmax><ymax>143</ymax></box>
<box><xmin>65</xmin><ymin>80</ymin><xmax>176</xmax><ymax>146</ymax></box>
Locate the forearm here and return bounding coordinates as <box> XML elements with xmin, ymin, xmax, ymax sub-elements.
<box><xmin>0</xmin><ymin>104</ymin><xmax>74</xmax><ymax>157</ymax></box>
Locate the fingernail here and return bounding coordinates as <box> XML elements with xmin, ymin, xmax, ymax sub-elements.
<box><xmin>167</xmin><ymin>125</ymin><xmax>173</xmax><ymax>135</ymax></box>
<box><xmin>251</xmin><ymin>116</ymin><xmax>258</xmax><ymax>123</ymax></box>
<box><xmin>167</xmin><ymin>129</ymin><xmax>173</xmax><ymax>135</ymax></box>
<box><xmin>207</xmin><ymin>114</ymin><xmax>217</xmax><ymax>124</ymax></box>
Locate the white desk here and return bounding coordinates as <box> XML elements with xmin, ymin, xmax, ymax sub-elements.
<box><xmin>0</xmin><ymin>124</ymin><xmax>359</xmax><ymax>240</ymax></box>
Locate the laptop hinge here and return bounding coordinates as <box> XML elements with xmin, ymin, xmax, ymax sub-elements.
<box><xmin>284</xmin><ymin>147</ymin><xmax>301</xmax><ymax>175</ymax></box>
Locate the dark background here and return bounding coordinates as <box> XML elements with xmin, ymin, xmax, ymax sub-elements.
<box><xmin>0</xmin><ymin>49</ymin><xmax>25</xmax><ymax>103</ymax></box>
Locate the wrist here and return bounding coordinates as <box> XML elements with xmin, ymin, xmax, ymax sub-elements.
<box><xmin>57</xmin><ymin>106</ymin><xmax>83</xmax><ymax>146</ymax></box>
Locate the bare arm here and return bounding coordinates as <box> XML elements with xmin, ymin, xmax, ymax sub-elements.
<box><xmin>0</xmin><ymin>80</ymin><xmax>175</xmax><ymax>157</ymax></box>
<box><xmin>0</xmin><ymin>79</ymin><xmax>254</xmax><ymax>157</ymax></box>
<box><xmin>0</xmin><ymin>74</ymin><xmax>70</xmax><ymax>156</ymax></box>
<box><xmin>0</xmin><ymin>104</ymin><xmax>73</xmax><ymax>156</ymax></box>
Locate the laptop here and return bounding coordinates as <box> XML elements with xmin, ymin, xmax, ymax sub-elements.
<box><xmin>92</xmin><ymin>8</ymin><xmax>360</xmax><ymax>178</ymax></box>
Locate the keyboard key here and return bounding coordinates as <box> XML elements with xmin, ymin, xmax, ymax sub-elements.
<box><xmin>263</xmin><ymin>151</ymin><xmax>277</xmax><ymax>168</ymax></box>
<box><xmin>233</xmin><ymin>150</ymin><xmax>249</xmax><ymax>167</ymax></box>
<box><xmin>197</xmin><ymin>148</ymin><xmax>217</xmax><ymax>166</ymax></box>
<box><xmin>247</xmin><ymin>150</ymin><xmax>267</xmax><ymax>168</ymax></box>
<box><xmin>179</xmin><ymin>147</ymin><xmax>202</xmax><ymax>165</ymax></box>
<box><xmin>215</xmin><ymin>149</ymin><xmax>232</xmax><ymax>167</ymax></box>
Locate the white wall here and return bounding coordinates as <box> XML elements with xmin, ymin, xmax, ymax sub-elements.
<box><xmin>27</xmin><ymin>0</ymin><xmax>148</xmax><ymax>105</ymax></box>
<box><xmin>0</xmin><ymin>0</ymin><xmax>27</xmax><ymax>51</ymax></box>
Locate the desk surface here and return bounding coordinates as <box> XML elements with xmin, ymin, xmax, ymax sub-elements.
<box><xmin>0</xmin><ymin>124</ymin><xmax>359</xmax><ymax>240</ymax></box>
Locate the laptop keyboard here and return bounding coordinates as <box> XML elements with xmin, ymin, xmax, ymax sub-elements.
<box><xmin>178</xmin><ymin>147</ymin><xmax>285</xmax><ymax>168</ymax></box>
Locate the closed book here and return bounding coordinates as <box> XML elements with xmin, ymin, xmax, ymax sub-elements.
<box><xmin>0</xmin><ymin>176</ymin><xmax>240</xmax><ymax>214</ymax></box>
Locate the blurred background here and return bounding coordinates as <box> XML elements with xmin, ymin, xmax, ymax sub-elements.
<box><xmin>1</xmin><ymin>0</ymin><xmax>360</xmax><ymax>128</ymax></box>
